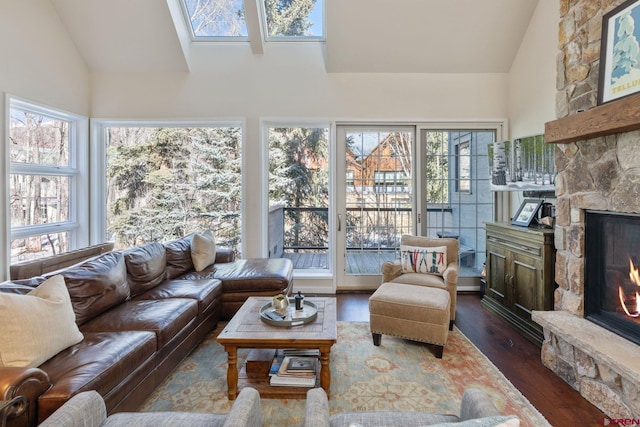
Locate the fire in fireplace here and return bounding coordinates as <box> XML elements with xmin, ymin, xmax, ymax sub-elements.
<box><xmin>585</xmin><ymin>210</ymin><xmax>640</xmax><ymax>346</ymax></box>
<box><xmin>622</xmin><ymin>259</ymin><xmax>640</xmax><ymax>318</ymax></box>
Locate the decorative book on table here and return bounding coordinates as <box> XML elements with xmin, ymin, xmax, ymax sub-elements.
<box><xmin>282</xmin><ymin>348</ymin><xmax>320</xmax><ymax>357</ymax></box>
<box><xmin>268</xmin><ymin>353</ymin><xmax>318</xmax><ymax>387</ymax></box>
<box><xmin>268</xmin><ymin>351</ymin><xmax>285</xmax><ymax>377</ymax></box>
<box><xmin>276</xmin><ymin>357</ymin><xmax>316</xmax><ymax>377</ymax></box>
<box><xmin>284</xmin><ymin>357</ymin><xmax>317</xmax><ymax>373</ymax></box>
<box><xmin>269</xmin><ymin>373</ymin><xmax>316</xmax><ymax>387</ymax></box>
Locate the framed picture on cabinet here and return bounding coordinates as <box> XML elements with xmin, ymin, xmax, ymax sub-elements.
<box><xmin>511</xmin><ymin>199</ymin><xmax>543</xmax><ymax>227</ymax></box>
<box><xmin>598</xmin><ymin>0</ymin><xmax>640</xmax><ymax>104</ymax></box>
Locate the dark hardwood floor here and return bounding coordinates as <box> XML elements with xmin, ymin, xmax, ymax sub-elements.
<box><xmin>334</xmin><ymin>291</ymin><xmax>607</xmax><ymax>427</ymax></box>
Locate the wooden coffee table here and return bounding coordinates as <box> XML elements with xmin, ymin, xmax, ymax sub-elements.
<box><xmin>217</xmin><ymin>296</ymin><xmax>337</xmax><ymax>400</ymax></box>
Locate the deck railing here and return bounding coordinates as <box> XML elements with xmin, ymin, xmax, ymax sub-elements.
<box><xmin>268</xmin><ymin>206</ymin><xmax>412</xmax><ymax>254</ymax></box>
<box><xmin>269</xmin><ymin>206</ymin><xmax>481</xmax><ymax>275</ymax></box>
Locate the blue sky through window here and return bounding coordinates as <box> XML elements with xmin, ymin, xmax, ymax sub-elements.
<box><xmin>308</xmin><ymin>0</ymin><xmax>324</xmax><ymax>37</ymax></box>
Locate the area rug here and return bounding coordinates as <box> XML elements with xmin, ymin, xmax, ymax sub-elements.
<box><xmin>141</xmin><ymin>322</ymin><xmax>550</xmax><ymax>427</ymax></box>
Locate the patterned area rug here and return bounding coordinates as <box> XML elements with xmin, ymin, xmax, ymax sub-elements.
<box><xmin>141</xmin><ymin>322</ymin><xmax>550</xmax><ymax>427</ymax></box>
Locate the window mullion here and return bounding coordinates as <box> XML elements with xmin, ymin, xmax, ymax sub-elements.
<box><xmin>10</xmin><ymin>222</ymin><xmax>79</xmax><ymax>240</ymax></box>
<box><xmin>10</xmin><ymin>163</ymin><xmax>78</xmax><ymax>176</ymax></box>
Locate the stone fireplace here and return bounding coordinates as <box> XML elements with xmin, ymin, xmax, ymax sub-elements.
<box><xmin>533</xmin><ymin>131</ymin><xmax>640</xmax><ymax>418</ymax></box>
<box><xmin>530</xmin><ymin>0</ymin><xmax>640</xmax><ymax>419</ymax></box>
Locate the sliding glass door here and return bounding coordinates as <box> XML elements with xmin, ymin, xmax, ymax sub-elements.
<box><xmin>336</xmin><ymin>126</ymin><xmax>415</xmax><ymax>289</ymax></box>
<box><xmin>419</xmin><ymin>128</ymin><xmax>496</xmax><ymax>279</ymax></box>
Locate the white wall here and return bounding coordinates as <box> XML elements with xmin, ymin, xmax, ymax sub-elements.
<box><xmin>0</xmin><ymin>0</ymin><xmax>90</xmax><ymax>114</ymax></box>
<box><xmin>0</xmin><ymin>0</ymin><xmax>90</xmax><ymax>279</ymax></box>
<box><xmin>508</xmin><ymin>0</ymin><xmax>558</xmax><ymax>138</ymax></box>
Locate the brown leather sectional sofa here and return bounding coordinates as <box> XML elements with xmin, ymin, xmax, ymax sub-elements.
<box><xmin>0</xmin><ymin>236</ymin><xmax>293</xmax><ymax>427</ymax></box>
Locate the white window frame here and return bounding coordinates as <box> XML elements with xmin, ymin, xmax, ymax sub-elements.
<box><xmin>7</xmin><ymin>97</ymin><xmax>89</xmax><ymax>265</ymax></box>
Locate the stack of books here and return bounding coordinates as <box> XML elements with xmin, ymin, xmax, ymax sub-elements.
<box><xmin>269</xmin><ymin>349</ymin><xmax>319</xmax><ymax>387</ymax></box>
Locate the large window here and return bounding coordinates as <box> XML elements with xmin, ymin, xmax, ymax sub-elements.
<box><xmin>9</xmin><ymin>99</ymin><xmax>88</xmax><ymax>263</ymax></box>
<box><xmin>104</xmin><ymin>125</ymin><xmax>242</xmax><ymax>253</ymax></box>
<box><xmin>268</xmin><ymin>125</ymin><xmax>329</xmax><ymax>270</ymax></box>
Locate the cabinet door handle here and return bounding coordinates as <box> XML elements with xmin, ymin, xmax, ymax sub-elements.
<box><xmin>505</xmin><ymin>274</ymin><xmax>513</xmax><ymax>288</ymax></box>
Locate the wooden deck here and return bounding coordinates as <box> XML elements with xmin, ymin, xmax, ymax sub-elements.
<box><xmin>283</xmin><ymin>252</ymin><xmax>396</xmax><ymax>274</ymax></box>
<box><xmin>282</xmin><ymin>251</ymin><xmax>480</xmax><ymax>276</ymax></box>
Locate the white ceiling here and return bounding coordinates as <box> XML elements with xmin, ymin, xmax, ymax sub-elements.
<box><xmin>49</xmin><ymin>0</ymin><xmax>540</xmax><ymax>74</ymax></box>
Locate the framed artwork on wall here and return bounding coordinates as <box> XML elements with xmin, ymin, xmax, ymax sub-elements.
<box><xmin>598</xmin><ymin>0</ymin><xmax>640</xmax><ymax>104</ymax></box>
<box><xmin>511</xmin><ymin>199</ymin><xmax>543</xmax><ymax>227</ymax></box>
<box><xmin>487</xmin><ymin>134</ymin><xmax>555</xmax><ymax>192</ymax></box>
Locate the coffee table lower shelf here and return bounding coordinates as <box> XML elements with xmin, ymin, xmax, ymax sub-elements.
<box><xmin>238</xmin><ymin>365</ymin><xmax>319</xmax><ymax>399</ymax></box>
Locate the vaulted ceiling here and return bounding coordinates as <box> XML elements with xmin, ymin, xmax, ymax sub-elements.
<box><xmin>49</xmin><ymin>0</ymin><xmax>540</xmax><ymax>74</ymax></box>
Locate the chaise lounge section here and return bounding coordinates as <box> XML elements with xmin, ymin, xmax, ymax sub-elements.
<box><xmin>0</xmin><ymin>233</ymin><xmax>293</xmax><ymax>427</ymax></box>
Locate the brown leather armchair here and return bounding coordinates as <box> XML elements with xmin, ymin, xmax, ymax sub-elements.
<box><xmin>381</xmin><ymin>235</ymin><xmax>460</xmax><ymax>325</ymax></box>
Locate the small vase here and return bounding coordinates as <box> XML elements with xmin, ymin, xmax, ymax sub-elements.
<box><xmin>272</xmin><ymin>294</ymin><xmax>289</xmax><ymax>312</ymax></box>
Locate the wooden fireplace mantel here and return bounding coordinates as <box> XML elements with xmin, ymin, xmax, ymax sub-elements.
<box><xmin>544</xmin><ymin>92</ymin><xmax>640</xmax><ymax>144</ymax></box>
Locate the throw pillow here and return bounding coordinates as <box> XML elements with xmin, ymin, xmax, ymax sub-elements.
<box><xmin>191</xmin><ymin>230</ymin><xmax>216</xmax><ymax>272</ymax></box>
<box><xmin>400</xmin><ymin>244</ymin><xmax>448</xmax><ymax>276</ymax></box>
<box><xmin>0</xmin><ymin>275</ymin><xmax>84</xmax><ymax>368</ymax></box>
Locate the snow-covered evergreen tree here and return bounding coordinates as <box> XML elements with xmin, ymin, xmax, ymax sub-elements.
<box><xmin>106</xmin><ymin>127</ymin><xmax>242</xmax><ymax>251</ymax></box>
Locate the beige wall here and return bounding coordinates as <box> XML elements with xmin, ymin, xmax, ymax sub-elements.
<box><xmin>90</xmin><ymin>44</ymin><xmax>509</xmax><ymax>120</ymax></box>
<box><xmin>508</xmin><ymin>0</ymin><xmax>559</xmax><ymax>138</ymax></box>
<box><xmin>0</xmin><ymin>0</ymin><xmax>90</xmax><ymax>114</ymax></box>
<box><xmin>0</xmin><ymin>0</ymin><xmax>90</xmax><ymax>277</ymax></box>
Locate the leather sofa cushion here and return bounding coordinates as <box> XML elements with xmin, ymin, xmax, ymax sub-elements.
<box><xmin>50</xmin><ymin>252</ymin><xmax>130</xmax><ymax>326</ymax></box>
<box><xmin>79</xmin><ymin>299</ymin><xmax>198</xmax><ymax>348</ymax></box>
<box><xmin>164</xmin><ymin>237</ymin><xmax>194</xmax><ymax>280</ymax></box>
<box><xmin>123</xmin><ymin>242</ymin><xmax>167</xmax><ymax>297</ymax></box>
<box><xmin>184</xmin><ymin>258</ymin><xmax>293</xmax><ymax>293</ymax></box>
<box><xmin>38</xmin><ymin>331</ymin><xmax>156</xmax><ymax>420</ymax></box>
<box><xmin>133</xmin><ymin>279</ymin><xmax>222</xmax><ymax>316</ymax></box>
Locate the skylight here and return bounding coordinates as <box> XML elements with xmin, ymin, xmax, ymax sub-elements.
<box><xmin>180</xmin><ymin>0</ymin><xmax>324</xmax><ymax>42</ymax></box>
<box><xmin>263</xmin><ymin>0</ymin><xmax>324</xmax><ymax>40</ymax></box>
<box><xmin>182</xmin><ymin>0</ymin><xmax>248</xmax><ymax>39</ymax></box>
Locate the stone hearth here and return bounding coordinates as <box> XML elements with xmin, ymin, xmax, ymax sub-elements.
<box><xmin>534</xmin><ymin>0</ymin><xmax>640</xmax><ymax>419</ymax></box>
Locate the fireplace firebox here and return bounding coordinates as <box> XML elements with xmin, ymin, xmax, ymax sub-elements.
<box><xmin>585</xmin><ymin>210</ymin><xmax>640</xmax><ymax>346</ymax></box>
